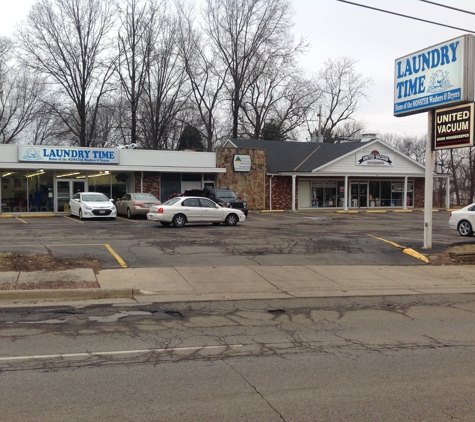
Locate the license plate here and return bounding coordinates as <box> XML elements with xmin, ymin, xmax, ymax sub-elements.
<box><xmin>99</xmin><ymin>210</ymin><xmax>105</xmax><ymax>214</ymax></box>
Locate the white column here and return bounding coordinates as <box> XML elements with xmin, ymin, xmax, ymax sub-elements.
<box><xmin>446</xmin><ymin>175</ymin><xmax>450</xmax><ymax>209</ymax></box>
<box><xmin>292</xmin><ymin>174</ymin><xmax>296</xmax><ymax>212</ymax></box>
<box><xmin>403</xmin><ymin>176</ymin><xmax>408</xmax><ymax>210</ymax></box>
<box><xmin>344</xmin><ymin>175</ymin><xmax>348</xmax><ymax>211</ymax></box>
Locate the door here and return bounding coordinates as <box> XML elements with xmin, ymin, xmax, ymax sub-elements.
<box><xmin>350</xmin><ymin>183</ymin><xmax>368</xmax><ymax>208</ymax></box>
<box><xmin>56</xmin><ymin>180</ymin><xmax>85</xmax><ymax>212</ymax></box>
<box><xmin>181</xmin><ymin>197</ymin><xmax>202</xmax><ymax>222</ymax></box>
<box><xmin>199</xmin><ymin>198</ymin><xmax>223</xmax><ymax>222</ymax></box>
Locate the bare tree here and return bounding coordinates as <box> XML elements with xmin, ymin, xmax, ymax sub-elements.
<box><xmin>178</xmin><ymin>3</ymin><xmax>227</xmax><ymax>151</ymax></box>
<box><xmin>204</xmin><ymin>0</ymin><xmax>307</xmax><ymax>139</ymax></box>
<box><xmin>117</xmin><ymin>0</ymin><xmax>159</xmax><ymax>146</ymax></box>
<box><xmin>0</xmin><ymin>37</ymin><xmax>43</xmax><ymax>144</ymax></box>
<box><xmin>140</xmin><ymin>1</ymin><xmax>190</xmax><ymax>150</ymax></box>
<box><xmin>18</xmin><ymin>0</ymin><xmax>117</xmax><ymax>147</ymax></box>
<box><xmin>380</xmin><ymin>133</ymin><xmax>426</xmax><ymax>164</ymax></box>
<box><xmin>313</xmin><ymin>57</ymin><xmax>373</xmax><ymax>143</ymax></box>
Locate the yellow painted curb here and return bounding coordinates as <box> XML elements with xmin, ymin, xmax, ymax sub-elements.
<box><xmin>365</xmin><ymin>210</ymin><xmax>387</xmax><ymax>213</ymax></box>
<box><xmin>393</xmin><ymin>210</ymin><xmax>413</xmax><ymax>213</ymax></box>
<box><xmin>403</xmin><ymin>248</ymin><xmax>429</xmax><ymax>263</ymax></box>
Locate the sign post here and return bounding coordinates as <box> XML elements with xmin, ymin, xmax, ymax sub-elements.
<box><xmin>423</xmin><ymin>111</ymin><xmax>434</xmax><ymax>250</ymax></box>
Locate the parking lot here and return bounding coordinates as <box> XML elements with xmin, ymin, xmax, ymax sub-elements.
<box><xmin>0</xmin><ymin>210</ymin><xmax>466</xmax><ymax>269</ymax></box>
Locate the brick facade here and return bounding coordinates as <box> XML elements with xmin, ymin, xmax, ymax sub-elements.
<box><xmin>266</xmin><ymin>175</ymin><xmax>293</xmax><ymax>210</ymax></box>
<box><xmin>134</xmin><ymin>172</ymin><xmax>160</xmax><ymax>199</ymax></box>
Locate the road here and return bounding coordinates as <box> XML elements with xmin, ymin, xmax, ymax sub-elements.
<box><xmin>2</xmin><ymin>294</ymin><xmax>475</xmax><ymax>421</ymax></box>
<box><xmin>0</xmin><ymin>211</ymin><xmax>465</xmax><ymax>268</ymax></box>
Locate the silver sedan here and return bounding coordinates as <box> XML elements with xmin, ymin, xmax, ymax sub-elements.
<box><xmin>147</xmin><ymin>196</ymin><xmax>246</xmax><ymax>227</ymax></box>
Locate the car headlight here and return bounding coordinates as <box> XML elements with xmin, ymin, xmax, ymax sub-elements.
<box><xmin>84</xmin><ymin>205</ymin><xmax>92</xmax><ymax>211</ymax></box>
<box><xmin>243</xmin><ymin>202</ymin><xmax>247</xmax><ymax>207</ymax></box>
<box><xmin>225</xmin><ymin>202</ymin><xmax>231</xmax><ymax>207</ymax></box>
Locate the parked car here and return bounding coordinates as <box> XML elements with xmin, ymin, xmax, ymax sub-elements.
<box><xmin>147</xmin><ymin>196</ymin><xmax>246</xmax><ymax>227</ymax></box>
<box><xmin>449</xmin><ymin>203</ymin><xmax>475</xmax><ymax>236</ymax></box>
<box><xmin>69</xmin><ymin>192</ymin><xmax>117</xmax><ymax>220</ymax></box>
<box><xmin>116</xmin><ymin>193</ymin><xmax>161</xmax><ymax>218</ymax></box>
<box><xmin>183</xmin><ymin>189</ymin><xmax>204</xmax><ymax>197</ymax></box>
<box><xmin>204</xmin><ymin>187</ymin><xmax>248</xmax><ymax>216</ymax></box>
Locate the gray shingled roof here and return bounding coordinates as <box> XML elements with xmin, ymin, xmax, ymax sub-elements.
<box><xmin>227</xmin><ymin>139</ymin><xmax>364</xmax><ymax>173</ymax></box>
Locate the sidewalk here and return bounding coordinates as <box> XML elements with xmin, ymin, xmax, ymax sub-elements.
<box><xmin>1</xmin><ymin>264</ymin><xmax>475</xmax><ymax>304</ymax></box>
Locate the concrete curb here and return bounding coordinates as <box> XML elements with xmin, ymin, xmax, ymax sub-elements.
<box><xmin>0</xmin><ymin>288</ymin><xmax>133</xmax><ymax>301</ymax></box>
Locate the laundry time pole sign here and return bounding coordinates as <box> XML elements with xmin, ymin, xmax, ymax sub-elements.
<box><xmin>394</xmin><ymin>34</ymin><xmax>475</xmax><ymax>117</ymax></box>
<box><xmin>433</xmin><ymin>103</ymin><xmax>474</xmax><ymax>150</ymax></box>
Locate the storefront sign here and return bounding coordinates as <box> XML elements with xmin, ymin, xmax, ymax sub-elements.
<box><xmin>356</xmin><ymin>150</ymin><xmax>394</xmax><ymax>166</ymax></box>
<box><xmin>434</xmin><ymin>103</ymin><xmax>474</xmax><ymax>150</ymax></box>
<box><xmin>19</xmin><ymin>146</ymin><xmax>119</xmax><ymax>164</ymax></box>
<box><xmin>394</xmin><ymin>35</ymin><xmax>474</xmax><ymax>117</ymax></box>
<box><xmin>233</xmin><ymin>155</ymin><xmax>251</xmax><ymax>172</ymax></box>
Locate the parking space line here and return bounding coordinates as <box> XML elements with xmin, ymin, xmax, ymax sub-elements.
<box><xmin>117</xmin><ymin>216</ymin><xmax>138</xmax><ymax>223</ymax></box>
<box><xmin>63</xmin><ymin>215</ymin><xmax>83</xmax><ymax>223</ymax></box>
<box><xmin>104</xmin><ymin>244</ymin><xmax>128</xmax><ymax>268</ymax></box>
<box><xmin>14</xmin><ymin>217</ymin><xmax>27</xmax><ymax>224</ymax></box>
<box><xmin>368</xmin><ymin>234</ymin><xmax>429</xmax><ymax>263</ymax></box>
<box><xmin>39</xmin><ymin>243</ymin><xmax>128</xmax><ymax>268</ymax></box>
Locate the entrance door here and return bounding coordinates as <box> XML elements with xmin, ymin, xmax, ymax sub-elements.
<box><xmin>56</xmin><ymin>180</ymin><xmax>85</xmax><ymax>212</ymax></box>
<box><xmin>350</xmin><ymin>183</ymin><xmax>368</xmax><ymax>208</ymax></box>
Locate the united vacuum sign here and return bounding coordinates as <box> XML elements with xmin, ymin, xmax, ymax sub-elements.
<box><xmin>19</xmin><ymin>146</ymin><xmax>119</xmax><ymax>164</ymax></box>
<box><xmin>394</xmin><ymin>35</ymin><xmax>475</xmax><ymax>117</ymax></box>
<box><xmin>434</xmin><ymin>103</ymin><xmax>474</xmax><ymax>150</ymax></box>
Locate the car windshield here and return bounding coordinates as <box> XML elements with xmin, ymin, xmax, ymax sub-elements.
<box><xmin>134</xmin><ymin>193</ymin><xmax>157</xmax><ymax>201</ymax></box>
<box><xmin>82</xmin><ymin>194</ymin><xmax>109</xmax><ymax>202</ymax></box>
<box><xmin>163</xmin><ymin>197</ymin><xmax>182</xmax><ymax>205</ymax></box>
<box><xmin>216</xmin><ymin>190</ymin><xmax>238</xmax><ymax>198</ymax></box>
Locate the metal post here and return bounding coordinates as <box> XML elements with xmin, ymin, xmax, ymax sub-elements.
<box><xmin>423</xmin><ymin>112</ymin><xmax>434</xmax><ymax>249</ymax></box>
<box><xmin>292</xmin><ymin>174</ymin><xmax>296</xmax><ymax>212</ymax></box>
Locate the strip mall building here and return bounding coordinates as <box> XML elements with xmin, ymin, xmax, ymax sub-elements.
<box><xmin>0</xmin><ymin>135</ymin><xmax>449</xmax><ymax>214</ymax></box>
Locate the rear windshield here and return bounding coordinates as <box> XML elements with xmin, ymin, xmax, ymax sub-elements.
<box><xmin>163</xmin><ymin>197</ymin><xmax>181</xmax><ymax>205</ymax></box>
<box><xmin>134</xmin><ymin>193</ymin><xmax>158</xmax><ymax>201</ymax></box>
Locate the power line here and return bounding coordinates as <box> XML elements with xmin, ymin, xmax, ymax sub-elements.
<box><xmin>419</xmin><ymin>0</ymin><xmax>475</xmax><ymax>16</ymax></box>
<box><xmin>336</xmin><ymin>0</ymin><xmax>475</xmax><ymax>34</ymax></box>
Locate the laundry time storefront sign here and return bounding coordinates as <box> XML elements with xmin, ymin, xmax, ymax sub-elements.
<box><xmin>19</xmin><ymin>146</ymin><xmax>119</xmax><ymax>164</ymax></box>
<box><xmin>394</xmin><ymin>35</ymin><xmax>474</xmax><ymax>117</ymax></box>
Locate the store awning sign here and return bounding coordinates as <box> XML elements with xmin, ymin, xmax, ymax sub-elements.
<box><xmin>434</xmin><ymin>103</ymin><xmax>474</xmax><ymax>150</ymax></box>
<box><xmin>19</xmin><ymin>146</ymin><xmax>119</xmax><ymax>164</ymax></box>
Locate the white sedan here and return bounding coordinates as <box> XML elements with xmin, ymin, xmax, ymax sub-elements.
<box><xmin>147</xmin><ymin>196</ymin><xmax>246</xmax><ymax>227</ymax></box>
<box><xmin>69</xmin><ymin>192</ymin><xmax>117</xmax><ymax>220</ymax></box>
<box><xmin>449</xmin><ymin>203</ymin><xmax>475</xmax><ymax>236</ymax></box>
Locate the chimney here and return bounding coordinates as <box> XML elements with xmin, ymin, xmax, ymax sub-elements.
<box><xmin>360</xmin><ymin>132</ymin><xmax>377</xmax><ymax>142</ymax></box>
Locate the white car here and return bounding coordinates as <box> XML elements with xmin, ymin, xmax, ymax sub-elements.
<box><xmin>449</xmin><ymin>203</ymin><xmax>475</xmax><ymax>236</ymax></box>
<box><xmin>69</xmin><ymin>192</ymin><xmax>117</xmax><ymax>220</ymax></box>
<box><xmin>147</xmin><ymin>196</ymin><xmax>246</xmax><ymax>227</ymax></box>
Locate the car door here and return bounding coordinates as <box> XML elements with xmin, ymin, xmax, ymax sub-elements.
<box><xmin>69</xmin><ymin>193</ymin><xmax>80</xmax><ymax>215</ymax></box>
<box><xmin>181</xmin><ymin>198</ymin><xmax>202</xmax><ymax>222</ymax></box>
<box><xmin>117</xmin><ymin>194</ymin><xmax>129</xmax><ymax>215</ymax></box>
<box><xmin>199</xmin><ymin>198</ymin><xmax>223</xmax><ymax>222</ymax></box>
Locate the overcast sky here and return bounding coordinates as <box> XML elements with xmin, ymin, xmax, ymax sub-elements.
<box><xmin>2</xmin><ymin>0</ymin><xmax>475</xmax><ymax>139</ymax></box>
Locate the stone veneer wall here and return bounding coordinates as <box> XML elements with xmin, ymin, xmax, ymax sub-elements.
<box><xmin>216</xmin><ymin>148</ymin><xmax>266</xmax><ymax>210</ymax></box>
<box><xmin>134</xmin><ymin>172</ymin><xmax>160</xmax><ymax>198</ymax></box>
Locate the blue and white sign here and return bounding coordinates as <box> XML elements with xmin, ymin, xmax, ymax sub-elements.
<box><xmin>19</xmin><ymin>146</ymin><xmax>119</xmax><ymax>164</ymax></box>
<box><xmin>394</xmin><ymin>35</ymin><xmax>474</xmax><ymax>117</ymax></box>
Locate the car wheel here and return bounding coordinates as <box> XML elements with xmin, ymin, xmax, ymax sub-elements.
<box><xmin>127</xmin><ymin>208</ymin><xmax>133</xmax><ymax>219</ymax></box>
<box><xmin>172</xmin><ymin>214</ymin><xmax>186</xmax><ymax>228</ymax></box>
<box><xmin>79</xmin><ymin>209</ymin><xmax>83</xmax><ymax>220</ymax></box>
<box><xmin>225</xmin><ymin>213</ymin><xmax>238</xmax><ymax>226</ymax></box>
<box><xmin>458</xmin><ymin>220</ymin><xmax>473</xmax><ymax>236</ymax></box>
<box><xmin>160</xmin><ymin>221</ymin><xmax>171</xmax><ymax>226</ymax></box>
